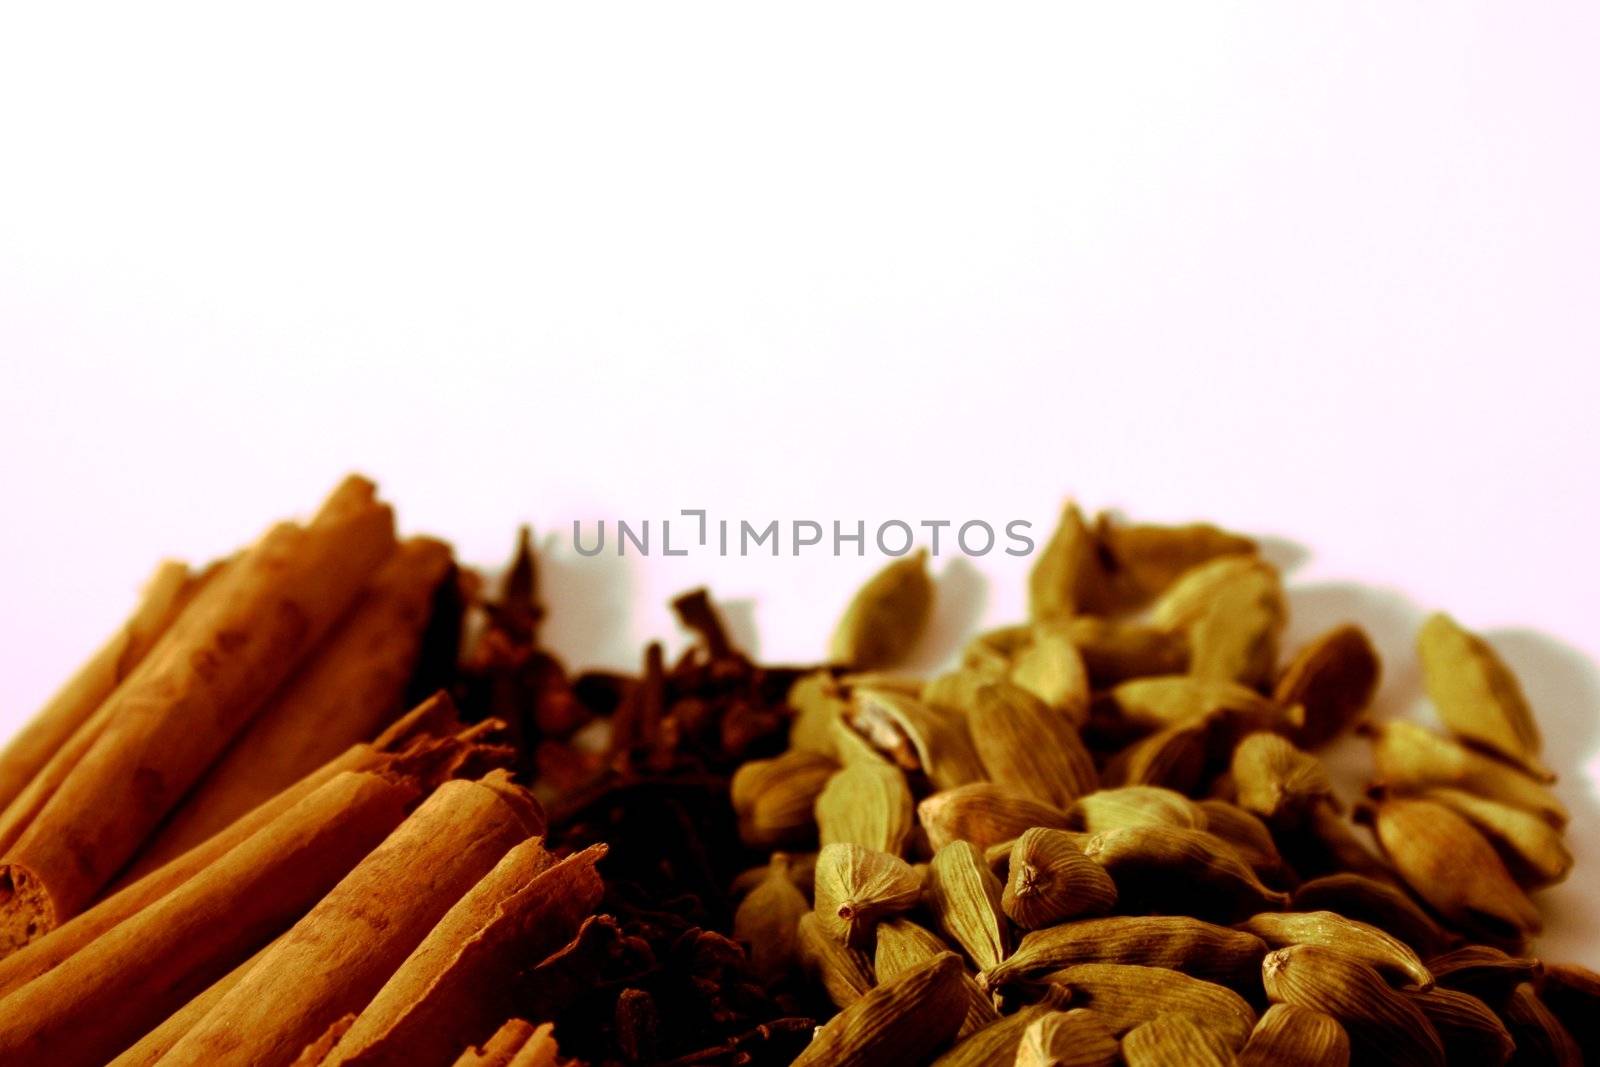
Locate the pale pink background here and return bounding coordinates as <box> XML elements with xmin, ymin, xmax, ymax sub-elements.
<box><xmin>2</xmin><ymin>6</ymin><xmax>1597</xmax><ymax>962</ymax></box>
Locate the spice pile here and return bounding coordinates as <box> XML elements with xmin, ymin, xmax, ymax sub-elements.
<box><xmin>0</xmin><ymin>479</ymin><xmax>1593</xmax><ymax>1066</ymax></box>
<box><xmin>725</xmin><ymin>507</ymin><xmax>1593</xmax><ymax>1066</ymax></box>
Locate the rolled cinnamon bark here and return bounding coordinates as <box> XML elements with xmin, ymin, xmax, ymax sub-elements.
<box><xmin>0</xmin><ymin>770</ymin><xmax>416</xmax><ymax>1067</ymax></box>
<box><xmin>107</xmin><ymin>935</ymin><xmax>281</xmax><ymax>1067</ymax></box>
<box><xmin>0</xmin><ymin>692</ymin><xmax>506</xmax><ymax>997</ymax></box>
<box><xmin>126</xmin><ymin>537</ymin><xmax>456</xmax><ymax>875</ymax></box>
<box><xmin>0</xmin><ymin>475</ymin><xmax>396</xmax><ymax>953</ymax></box>
<box><xmin>310</xmin><ymin>841</ymin><xmax>606</xmax><ymax>1067</ymax></box>
<box><xmin>450</xmin><ymin>1021</ymin><xmax>562</xmax><ymax>1067</ymax></box>
<box><xmin>0</xmin><ymin>560</ymin><xmax>195</xmax><ymax>812</ymax></box>
<box><xmin>0</xmin><ymin>558</ymin><xmax>231</xmax><ymax>856</ymax></box>
<box><xmin>158</xmin><ymin>773</ymin><xmax>545</xmax><ymax>1067</ymax></box>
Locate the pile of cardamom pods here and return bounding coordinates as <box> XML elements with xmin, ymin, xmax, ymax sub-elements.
<box><xmin>728</xmin><ymin>504</ymin><xmax>1595</xmax><ymax>1066</ymax></box>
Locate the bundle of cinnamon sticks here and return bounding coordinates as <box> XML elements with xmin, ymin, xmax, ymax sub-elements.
<box><xmin>0</xmin><ymin>476</ymin><xmax>809</xmax><ymax>1066</ymax></box>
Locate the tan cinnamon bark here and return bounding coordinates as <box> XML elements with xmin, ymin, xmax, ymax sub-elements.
<box><xmin>311</xmin><ymin>842</ymin><xmax>606</xmax><ymax>1067</ymax></box>
<box><xmin>126</xmin><ymin>536</ymin><xmax>455</xmax><ymax>876</ymax></box>
<box><xmin>0</xmin><ymin>771</ymin><xmax>415</xmax><ymax>1067</ymax></box>
<box><xmin>0</xmin><ymin>560</ymin><xmax>195</xmax><ymax>812</ymax></box>
<box><xmin>158</xmin><ymin>773</ymin><xmax>545</xmax><ymax>1067</ymax></box>
<box><xmin>450</xmin><ymin>1021</ymin><xmax>562</xmax><ymax>1067</ymax></box>
<box><xmin>0</xmin><ymin>476</ymin><xmax>395</xmax><ymax>953</ymax></box>
<box><xmin>0</xmin><ymin>692</ymin><xmax>505</xmax><ymax>998</ymax></box>
<box><xmin>106</xmin><ymin>935</ymin><xmax>280</xmax><ymax>1067</ymax></box>
<box><xmin>104</xmin><ymin>699</ymin><xmax>506</xmax><ymax>1067</ymax></box>
<box><xmin>0</xmin><ymin>557</ymin><xmax>231</xmax><ymax>856</ymax></box>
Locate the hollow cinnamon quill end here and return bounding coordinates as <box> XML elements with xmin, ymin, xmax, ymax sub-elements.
<box><xmin>0</xmin><ymin>864</ymin><xmax>56</xmax><ymax>958</ymax></box>
<box><xmin>451</xmin><ymin>1020</ymin><xmax>561</xmax><ymax>1067</ymax></box>
<box><xmin>374</xmin><ymin>691</ymin><xmax>468</xmax><ymax>751</ymax></box>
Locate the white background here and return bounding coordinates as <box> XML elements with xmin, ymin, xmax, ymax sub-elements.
<box><xmin>2</xmin><ymin>5</ymin><xmax>1597</xmax><ymax>963</ymax></box>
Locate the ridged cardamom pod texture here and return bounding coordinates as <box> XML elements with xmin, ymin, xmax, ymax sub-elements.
<box><xmin>1427</xmin><ymin>944</ymin><xmax>1542</xmax><ymax>1005</ymax></box>
<box><xmin>1275</xmin><ymin>624</ymin><xmax>1380</xmax><ymax>749</ymax></box>
<box><xmin>1237</xmin><ymin>910</ymin><xmax>1432</xmax><ymax>989</ymax></box>
<box><xmin>811</xmin><ymin>842</ymin><xmax>921</xmax><ymax>946</ymax></box>
<box><xmin>730</xmin><ymin>748</ymin><xmax>837</xmax><ymax>847</ymax></box>
<box><xmin>1230</xmin><ymin>731</ymin><xmax>1335</xmax><ymax>823</ymax></box>
<box><xmin>1082</xmin><ymin>825</ymin><xmax>1289</xmax><ymax>920</ymax></box>
<box><xmin>925</xmin><ymin>840</ymin><xmax>1011</xmax><ymax>971</ymax></box>
<box><xmin>1274</xmin><ymin>800</ymin><xmax>1394</xmax><ymax>885</ymax></box>
<box><xmin>1501</xmin><ymin>983</ymin><xmax>1582</xmax><ymax>1066</ymax></box>
<box><xmin>984</xmin><ymin>915</ymin><xmax>1265</xmax><ymax>992</ymax></box>
<box><xmin>1412</xmin><ymin>784</ymin><xmax>1573</xmax><ymax>887</ymax></box>
<box><xmin>984</xmin><ymin>830</ymin><xmax>1094</xmax><ymax>878</ymax></box>
<box><xmin>1014</xmin><ymin>1008</ymin><xmax>1120</xmax><ymax>1067</ymax></box>
<box><xmin>791</xmin><ymin>952</ymin><xmax>968</xmax><ymax>1067</ymax></box>
<box><xmin>872</xmin><ymin>918</ymin><xmax>999</xmax><ymax>1038</ymax></box>
<box><xmin>1237</xmin><ymin>1003</ymin><xmax>1350</xmax><ymax>1067</ymax></box>
<box><xmin>1196</xmin><ymin>800</ymin><xmax>1288</xmax><ymax>883</ymax></box>
<box><xmin>701</xmin><ymin>507</ymin><xmax>1599</xmax><ymax>1067</ymax></box>
<box><xmin>919</xmin><ymin>782</ymin><xmax>1072</xmax><ymax>853</ymax></box>
<box><xmin>1097</xmin><ymin>518</ymin><xmax>1256</xmax><ymax>609</ymax></box>
<box><xmin>732</xmin><ymin>853</ymin><xmax>808</xmax><ymax>987</ymax></box>
<box><xmin>1063</xmin><ymin>617</ymin><xmax>1188</xmax><ymax>686</ymax></box>
<box><xmin>1417</xmin><ymin>612</ymin><xmax>1550</xmax><ymax>779</ymax></box>
<box><xmin>1262</xmin><ymin>944</ymin><xmax>1444</xmax><ymax>1067</ymax></box>
<box><xmin>1298</xmin><ymin>875</ymin><xmax>1456</xmax><ymax>960</ymax></box>
<box><xmin>787</xmin><ymin>670</ymin><xmax>848</xmax><ymax>758</ymax></box>
<box><xmin>1001</xmin><ymin>827</ymin><xmax>1118</xmax><ymax>929</ymax></box>
<box><xmin>1150</xmin><ymin>555</ymin><xmax>1284</xmax><ymax>689</ymax></box>
<box><xmin>849</xmin><ymin>687</ymin><xmax>987</xmax><ymax>790</ymax></box>
<box><xmin>1099</xmin><ymin>675</ymin><xmax>1281</xmax><ymax>735</ymax></box>
<box><xmin>1359</xmin><ymin>795</ymin><xmax>1540</xmax><ymax>940</ymax></box>
<box><xmin>814</xmin><ymin>762</ymin><xmax>914</xmax><ymax>856</ymax></box>
<box><xmin>965</xmin><ymin>623</ymin><xmax>1036</xmax><ymax>676</ymax></box>
<box><xmin>923</xmin><ymin>665</ymin><xmax>999</xmax><ymax>717</ymax></box>
<box><xmin>1365</xmin><ymin>720</ymin><xmax>1566</xmax><ymax>826</ymax></box>
<box><xmin>1407</xmin><ymin>986</ymin><xmax>1514</xmax><ymax>1067</ymax></box>
<box><xmin>1008</xmin><ymin>624</ymin><xmax>1091</xmax><ymax>723</ymax></box>
<box><xmin>796</xmin><ymin>911</ymin><xmax>875</xmax><ymax>1009</ymax></box>
<box><xmin>929</xmin><ymin>1003</ymin><xmax>1058</xmax><ymax>1067</ymax></box>
<box><xmin>1099</xmin><ymin>717</ymin><xmax>1213</xmax><ymax>793</ymax></box>
<box><xmin>829</xmin><ymin>549</ymin><xmax>934</xmax><ymax>671</ymax></box>
<box><xmin>872</xmin><ymin>916</ymin><xmax>950</xmax><ymax>980</ymax></box>
<box><xmin>969</xmin><ymin>681</ymin><xmax>1097</xmax><ymax>810</ymax></box>
<box><xmin>1120</xmin><ymin>1012</ymin><xmax>1238</xmax><ymax>1067</ymax></box>
<box><xmin>1029</xmin><ymin>501</ymin><xmax>1114</xmax><ymax>621</ymax></box>
<box><xmin>1045</xmin><ymin>963</ymin><xmax>1257</xmax><ymax>1048</ymax></box>
<box><xmin>1070</xmin><ymin>785</ymin><xmax>1207</xmax><ymax>833</ymax></box>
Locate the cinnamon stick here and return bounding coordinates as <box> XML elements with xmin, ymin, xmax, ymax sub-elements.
<box><xmin>126</xmin><ymin>536</ymin><xmax>455</xmax><ymax>875</ymax></box>
<box><xmin>309</xmin><ymin>841</ymin><xmax>606</xmax><ymax>1067</ymax></box>
<box><xmin>107</xmin><ymin>935</ymin><xmax>281</xmax><ymax>1067</ymax></box>
<box><xmin>157</xmin><ymin>773</ymin><xmax>545</xmax><ymax>1067</ymax></box>
<box><xmin>0</xmin><ymin>559</ymin><xmax>195</xmax><ymax>812</ymax></box>
<box><xmin>0</xmin><ymin>691</ymin><xmax>503</xmax><ymax>998</ymax></box>
<box><xmin>0</xmin><ymin>557</ymin><xmax>231</xmax><ymax>856</ymax></box>
<box><xmin>0</xmin><ymin>475</ymin><xmax>396</xmax><ymax>953</ymax></box>
<box><xmin>0</xmin><ymin>770</ymin><xmax>415</xmax><ymax>1067</ymax></box>
<box><xmin>450</xmin><ymin>1021</ymin><xmax>562</xmax><ymax>1067</ymax></box>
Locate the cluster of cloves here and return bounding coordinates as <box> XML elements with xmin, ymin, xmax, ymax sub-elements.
<box><xmin>12</xmin><ymin>481</ymin><xmax>1591</xmax><ymax>1065</ymax></box>
<box><xmin>453</xmin><ymin>531</ymin><xmax>820</xmax><ymax>1066</ymax></box>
